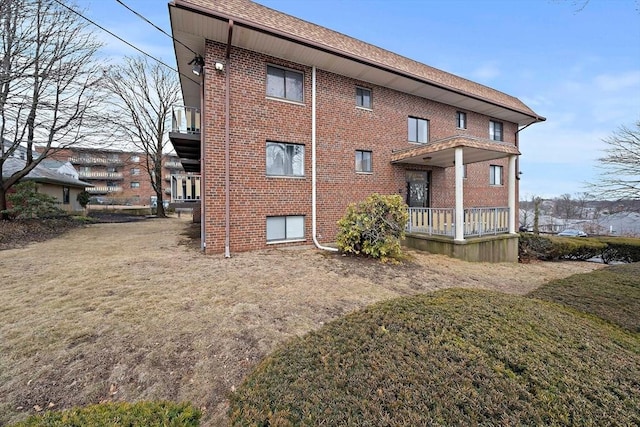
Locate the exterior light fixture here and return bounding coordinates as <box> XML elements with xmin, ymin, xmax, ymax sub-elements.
<box><xmin>214</xmin><ymin>62</ymin><xmax>224</xmax><ymax>71</ymax></box>
<box><xmin>189</xmin><ymin>55</ymin><xmax>205</xmax><ymax>76</ymax></box>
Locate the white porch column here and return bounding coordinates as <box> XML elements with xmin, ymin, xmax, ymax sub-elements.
<box><xmin>454</xmin><ymin>147</ymin><xmax>464</xmax><ymax>242</ymax></box>
<box><xmin>508</xmin><ymin>154</ymin><xmax>517</xmax><ymax>234</ymax></box>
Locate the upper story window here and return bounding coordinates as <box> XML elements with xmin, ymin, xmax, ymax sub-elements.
<box><xmin>131</xmin><ymin>155</ymin><xmax>140</xmax><ymax>162</ymax></box>
<box><xmin>489</xmin><ymin>165</ymin><xmax>503</xmax><ymax>186</ymax></box>
<box><xmin>131</xmin><ymin>168</ymin><xmax>140</xmax><ymax>175</ymax></box>
<box><xmin>456</xmin><ymin>111</ymin><xmax>467</xmax><ymax>129</ymax></box>
<box><xmin>131</xmin><ymin>181</ymin><xmax>140</xmax><ymax>189</ymax></box>
<box><xmin>266</xmin><ymin>65</ymin><xmax>303</xmax><ymax>103</ymax></box>
<box><xmin>356</xmin><ymin>87</ymin><xmax>372</xmax><ymax>109</ymax></box>
<box><xmin>408</xmin><ymin>117</ymin><xmax>428</xmax><ymax>143</ymax></box>
<box><xmin>355</xmin><ymin>150</ymin><xmax>372</xmax><ymax>173</ymax></box>
<box><xmin>266</xmin><ymin>141</ymin><xmax>305</xmax><ymax>177</ymax></box>
<box><xmin>489</xmin><ymin>120</ymin><xmax>503</xmax><ymax>141</ymax></box>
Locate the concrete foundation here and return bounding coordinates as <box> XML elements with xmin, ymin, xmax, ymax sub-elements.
<box><xmin>404</xmin><ymin>233</ymin><xmax>519</xmax><ymax>263</ymax></box>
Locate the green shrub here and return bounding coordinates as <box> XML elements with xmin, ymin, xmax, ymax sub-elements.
<box><xmin>596</xmin><ymin>237</ymin><xmax>640</xmax><ymax>264</ymax></box>
<box><xmin>76</xmin><ymin>190</ymin><xmax>91</xmax><ymax>208</ymax></box>
<box><xmin>11</xmin><ymin>401</ymin><xmax>201</xmax><ymax>427</ymax></box>
<box><xmin>336</xmin><ymin>193</ymin><xmax>408</xmax><ymax>261</ymax></box>
<box><xmin>2</xmin><ymin>181</ymin><xmax>64</xmax><ymax>219</ymax></box>
<box><xmin>229</xmin><ymin>289</ymin><xmax>640</xmax><ymax>426</ymax></box>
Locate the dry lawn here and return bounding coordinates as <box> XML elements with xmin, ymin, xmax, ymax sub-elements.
<box><xmin>0</xmin><ymin>217</ymin><xmax>605</xmax><ymax>426</ymax></box>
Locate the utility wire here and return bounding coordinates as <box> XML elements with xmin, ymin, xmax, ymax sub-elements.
<box><xmin>114</xmin><ymin>0</ymin><xmax>199</xmax><ymax>57</ymax></box>
<box><xmin>51</xmin><ymin>0</ymin><xmax>200</xmax><ymax>85</ymax></box>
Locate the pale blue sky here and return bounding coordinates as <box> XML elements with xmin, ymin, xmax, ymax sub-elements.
<box><xmin>76</xmin><ymin>0</ymin><xmax>640</xmax><ymax>199</ymax></box>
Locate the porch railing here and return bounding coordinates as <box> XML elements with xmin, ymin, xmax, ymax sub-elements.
<box><xmin>407</xmin><ymin>207</ymin><xmax>510</xmax><ymax>237</ymax></box>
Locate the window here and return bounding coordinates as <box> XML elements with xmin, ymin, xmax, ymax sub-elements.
<box><xmin>62</xmin><ymin>187</ymin><xmax>70</xmax><ymax>204</ymax></box>
<box><xmin>490</xmin><ymin>120</ymin><xmax>503</xmax><ymax>141</ymax></box>
<box><xmin>456</xmin><ymin>111</ymin><xmax>467</xmax><ymax>129</ymax></box>
<box><xmin>266</xmin><ymin>215</ymin><xmax>305</xmax><ymax>242</ymax></box>
<box><xmin>489</xmin><ymin>165</ymin><xmax>503</xmax><ymax>186</ymax></box>
<box><xmin>131</xmin><ymin>168</ymin><xmax>140</xmax><ymax>175</ymax></box>
<box><xmin>356</xmin><ymin>87</ymin><xmax>371</xmax><ymax>109</ymax></box>
<box><xmin>266</xmin><ymin>65</ymin><xmax>303</xmax><ymax>102</ymax></box>
<box><xmin>355</xmin><ymin>150</ymin><xmax>372</xmax><ymax>173</ymax></box>
<box><xmin>463</xmin><ymin>164</ymin><xmax>468</xmax><ymax>179</ymax></box>
<box><xmin>131</xmin><ymin>182</ymin><xmax>140</xmax><ymax>189</ymax></box>
<box><xmin>131</xmin><ymin>155</ymin><xmax>140</xmax><ymax>162</ymax></box>
<box><xmin>107</xmin><ymin>167</ymin><xmax>117</xmax><ymax>173</ymax></box>
<box><xmin>408</xmin><ymin>117</ymin><xmax>428</xmax><ymax>143</ymax></box>
<box><xmin>266</xmin><ymin>142</ymin><xmax>304</xmax><ymax>177</ymax></box>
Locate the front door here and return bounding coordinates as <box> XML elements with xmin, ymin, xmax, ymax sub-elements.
<box><xmin>406</xmin><ymin>171</ymin><xmax>430</xmax><ymax>208</ymax></box>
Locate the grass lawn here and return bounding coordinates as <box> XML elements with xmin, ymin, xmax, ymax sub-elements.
<box><xmin>230</xmin><ymin>278</ymin><xmax>640</xmax><ymax>425</ymax></box>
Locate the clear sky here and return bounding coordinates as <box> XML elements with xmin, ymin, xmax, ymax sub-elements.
<box><xmin>75</xmin><ymin>0</ymin><xmax>640</xmax><ymax>199</ymax></box>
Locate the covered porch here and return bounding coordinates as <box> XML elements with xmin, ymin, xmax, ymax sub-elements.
<box><xmin>392</xmin><ymin>135</ymin><xmax>520</xmax><ymax>262</ymax></box>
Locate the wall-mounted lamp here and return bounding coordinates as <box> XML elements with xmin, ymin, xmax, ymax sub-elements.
<box><xmin>189</xmin><ymin>55</ymin><xmax>205</xmax><ymax>76</ymax></box>
<box><xmin>214</xmin><ymin>62</ymin><xmax>224</xmax><ymax>72</ymax></box>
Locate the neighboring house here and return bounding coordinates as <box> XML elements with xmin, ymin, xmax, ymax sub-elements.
<box><xmin>2</xmin><ymin>158</ymin><xmax>92</xmax><ymax>213</ymax></box>
<box><xmin>40</xmin><ymin>159</ymin><xmax>80</xmax><ymax>180</ymax></box>
<box><xmin>168</xmin><ymin>0</ymin><xmax>545</xmax><ymax>261</ymax></box>
<box><xmin>43</xmin><ymin>147</ymin><xmax>189</xmax><ymax>205</ymax></box>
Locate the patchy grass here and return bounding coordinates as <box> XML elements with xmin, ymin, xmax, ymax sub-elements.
<box><xmin>0</xmin><ymin>218</ymin><xmax>605</xmax><ymax>426</ymax></box>
<box><xmin>229</xmin><ymin>289</ymin><xmax>640</xmax><ymax>426</ymax></box>
<box><xmin>528</xmin><ymin>262</ymin><xmax>640</xmax><ymax>332</ymax></box>
<box><xmin>10</xmin><ymin>401</ymin><xmax>200</xmax><ymax>427</ymax></box>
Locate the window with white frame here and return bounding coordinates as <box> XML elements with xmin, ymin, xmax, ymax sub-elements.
<box><xmin>131</xmin><ymin>168</ymin><xmax>140</xmax><ymax>175</ymax></box>
<box><xmin>489</xmin><ymin>120</ymin><xmax>503</xmax><ymax>141</ymax></box>
<box><xmin>489</xmin><ymin>165</ymin><xmax>503</xmax><ymax>186</ymax></box>
<box><xmin>266</xmin><ymin>65</ymin><xmax>303</xmax><ymax>102</ymax></box>
<box><xmin>131</xmin><ymin>155</ymin><xmax>140</xmax><ymax>162</ymax></box>
<box><xmin>355</xmin><ymin>150</ymin><xmax>372</xmax><ymax>173</ymax></box>
<box><xmin>408</xmin><ymin>117</ymin><xmax>428</xmax><ymax>143</ymax></box>
<box><xmin>456</xmin><ymin>111</ymin><xmax>467</xmax><ymax>129</ymax></box>
<box><xmin>356</xmin><ymin>87</ymin><xmax>371</xmax><ymax>109</ymax></box>
<box><xmin>266</xmin><ymin>142</ymin><xmax>304</xmax><ymax>177</ymax></box>
<box><xmin>131</xmin><ymin>181</ymin><xmax>140</xmax><ymax>189</ymax></box>
<box><xmin>266</xmin><ymin>215</ymin><xmax>305</xmax><ymax>242</ymax></box>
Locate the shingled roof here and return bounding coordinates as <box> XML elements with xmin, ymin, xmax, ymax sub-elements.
<box><xmin>2</xmin><ymin>158</ymin><xmax>91</xmax><ymax>188</ymax></box>
<box><xmin>172</xmin><ymin>0</ymin><xmax>544</xmax><ymax>124</ymax></box>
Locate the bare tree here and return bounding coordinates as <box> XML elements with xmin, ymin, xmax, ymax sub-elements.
<box><xmin>0</xmin><ymin>0</ymin><xmax>107</xmax><ymax>218</ymax></box>
<box><xmin>554</xmin><ymin>193</ymin><xmax>578</xmax><ymax>219</ymax></box>
<box><xmin>103</xmin><ymin>57</ymin><xmax>181</xmax><ymax>217</ymax></box>
<box><xmin>588</xmin><ymin>120</ymin><xmax>640</xmax><ymax>203</ymax></box>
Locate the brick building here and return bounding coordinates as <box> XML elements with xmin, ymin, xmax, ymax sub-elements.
<box><xmin>44</xmin><ymin>147</ymin><xmax>186</xmax><ymax>205</ymax></box>
<box><xmin>168</xmin><ymin>0</ymin><xmax>545</xmax><ymax>261</ymax></box>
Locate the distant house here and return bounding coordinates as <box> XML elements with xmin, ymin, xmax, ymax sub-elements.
<box><xmin>168</xmin><ymin>0</ymin><xmax>545</xmax><ymax>261</ymax></box>
<box><xmin>2</xmin><ymin>158</ymin><xmax>91</xmax><ymax>213</ymax></box>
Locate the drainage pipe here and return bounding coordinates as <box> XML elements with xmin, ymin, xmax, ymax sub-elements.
<box><xmin>311</xmin><ymin>65</ymin><xmax>338</xmax><ymax>252</ymax></box>
<box><xmin>224</xmin><ymin>20</ymin><xmax>233</xmax><ymax>258</ymax></box>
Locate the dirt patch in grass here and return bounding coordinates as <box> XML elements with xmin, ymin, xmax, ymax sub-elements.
<box><xmin>0</xmin><ymin>217</ymin><xmax>605</xmax><ymax>426</ymax></box>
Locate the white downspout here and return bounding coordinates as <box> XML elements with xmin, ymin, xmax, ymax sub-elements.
<box><xmin>312</xmin><ymin>65</ymin><xmax>338</xmax><ymax>252</ymax></box>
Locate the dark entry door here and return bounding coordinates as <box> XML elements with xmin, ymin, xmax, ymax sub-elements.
<box><xmin>406</xmin><ymin>171</ymin><xmax>430</xmax><ymax>208</ymax></box>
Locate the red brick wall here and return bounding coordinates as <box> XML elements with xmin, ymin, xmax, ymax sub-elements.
<box><xmin>202</xmin><ymin>41</ymin><xmax>516</xmax><ymax>254</ymax></box>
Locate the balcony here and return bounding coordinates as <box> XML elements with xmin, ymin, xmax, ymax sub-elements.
<box><xmin>78</xmin><ymin>171</ymin><xmax>124</xmax><ymax>180</ymax></box>
<box><xmin>169</xmin><ymin>105</ymin><xmax>201</xmax><ymax>173</ymax></box>
<box><xmin>69</xmin><ymin>156</ymin><xmax>124</xmax><ymax>166</ymax></box>
<box><xmin>86</xmin><ymin>186</ymin><xmax>123</xmax><ymax>194</ymax></box>
<box><xmin>164</xmin><ymin>161</ymin><xmax>183</xmax><ymax>169</ymax></box>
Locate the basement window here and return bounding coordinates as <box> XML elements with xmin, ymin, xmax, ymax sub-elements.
<box><xmin>266</xmin><ymin>215</ymin><xmax>305</xmax><ymax>242</ymax></box>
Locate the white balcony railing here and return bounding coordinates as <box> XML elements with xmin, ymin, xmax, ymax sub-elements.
<box><xmin>86</xmin><ymin>186</ymin><xmax>123</xmax><ymax>194</ymax></box>
<box><xmin>171</xmin><ymin>106</ymin><xmax>200</xmax><ymax>134</ymax></box>
<box><xmin>407</xmin><ymin>207</ymin><xmax>510</xmax><ymax>237</ymax></box>
<box><xmin>69</xmin><ymin>156</ymin><xmax>124</xmax><ymax>165</ymax></box>
<box><xmin>78</xmin><ymin>171</ymin><xmax>124</xmax><ymax>180</ymax></box>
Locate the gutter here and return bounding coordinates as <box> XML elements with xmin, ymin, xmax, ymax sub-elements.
<box><xmin>312</xmin><ymin>66</ymin><xmax>338</xmax><ymax>252</ymax></box>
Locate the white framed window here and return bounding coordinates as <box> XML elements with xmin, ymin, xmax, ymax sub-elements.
<box><xmin>355</xmin><ymin>150</ymin><xmax>372</xmax><ymax>173</ymax></box>
<box><xmin>266</xmin><ymin>215</ymin><xmax>305</xmax><ymax>242</ymax></box>
<box><xmin>131</xmin><ymin>155</ymin><xmax>140</xmax><ymax>162</ymax></box>
<box><xmin>489</xmin><ymin>165</ymin><xmax>503</xmax><ymax>186</ymax></box>
<box><xmin>490</xmin><ymin>120</ymin><xmax>503</xmax><ymax>141</ymax></box>
<box><xmin>408</xmin><ymin>117</ymin><xmax>428</xmax><ymax>143</ymax></box>
<box><xmin>266</xmin><ymin>142</ymin><xmax>304</xmax><ymax>177</ymax></box>
<box><xmin>131</xmin><ymin>168</ymin><xmax>140</xmax><ymax>175</ymax></box>
<box><xmin>266</xmin><ymin>65</ymin><xmax>303</xmax><ymax>103</ymax></box>
<box><xmin>456</xmin><ymin>111</ymin><xmax>467</xmax><ymax>129</ymax></box>
<box><xmin>356</xmin><ymin>87</ymin><xmax>372</xmax><ymax>109</ymax></box>
<box><xmin>131</xmin><ymin>181</ymin><xmax>140</xmax><ymax>189</ymax></box>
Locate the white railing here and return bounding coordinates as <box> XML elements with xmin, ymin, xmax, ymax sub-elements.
<box><xmin>86</xmin><ymin>186</ymin><xmax>123</xmax><ymax>194</ymax></box>
<box><xmin>164</xmin><ymin>161</ymin><xmax>183</xmax><ymax>169</ymax></box>
<box><xmin>171</xmin><ymin>106</ymin><xmax>200</xmax><ymax>134</ymax></box>
<box><xmin>78</xmin><ymin>171</ymin><xmax>123</xmax><ymax>179</ymax></box>
<box><xmin>407</xmin><ymin>207</ymin><xmax>510</xmax><ymax>237</ymax></box>
<box><xmin>69</xmin><ymin>156</ymin><xmax>124</xmax><ymax>165</ymax></box>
